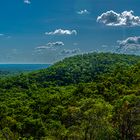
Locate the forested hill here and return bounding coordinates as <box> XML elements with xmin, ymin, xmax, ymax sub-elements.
<box><xmin>1</xmin><ymin>52</ymin><xmax>140</xmax><ymax>89</ymax></box>
<box><xmin>29</xmin><ymin>52</ymin><xmax>140</xmax><ymax>86</ymax></box>
<box><xmin>0</xmin><ymin>53</ymin><xmax>140</xmax><ymax>140</ymax></box>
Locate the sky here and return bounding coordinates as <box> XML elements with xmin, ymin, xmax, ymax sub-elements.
<box><xmin>0</xmin><ymin>0</ymin><xmax>140</xmax><ymax>63</ymax></box>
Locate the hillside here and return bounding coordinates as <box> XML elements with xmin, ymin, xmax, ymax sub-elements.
<box><xmin>1</xmin><ymin>52</ymin><xmax>140</xmax><ymax>89</ymax></box>
<box><xmin>28</xmin><ymin>52</ymin><xmax>140</xmax><ymax>86</ymax></box>
<box><xmin>0</xmin><ymin>52</ymin><xmax>140</xmax><ymax>140</ymax></box>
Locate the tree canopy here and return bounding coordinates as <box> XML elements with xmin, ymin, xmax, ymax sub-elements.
<box><xmin>0</xmin><ymin>52</ymin><xmax>140</xmax><ymax>140</ymax></box>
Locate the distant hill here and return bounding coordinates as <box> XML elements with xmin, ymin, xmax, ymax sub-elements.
<box><xmin>0</xmin><ymin>52</ymin><xmax>140</xmax><ymax>89</ymax></box>
<box><xmin>26</xmin><ymin>52</ymin><xmax>140</xmax><ymax>87</ymax></box>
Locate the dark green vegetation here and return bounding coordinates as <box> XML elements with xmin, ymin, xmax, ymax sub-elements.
<box><xmin>0</xmin><ymin>53</ymin><xmax>140</xmax><ymax>140</ymax></box>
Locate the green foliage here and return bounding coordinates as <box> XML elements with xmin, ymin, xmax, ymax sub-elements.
<box><xmin>0</xmin><ymin>52</ymin><xmax>140</xmax><ymax>139</ymax></box>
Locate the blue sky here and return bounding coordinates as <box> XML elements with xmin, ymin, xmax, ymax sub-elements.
<box><xmin>0</xmin><ymin>0</ymin><xmax>140</xmax><ymax>63</ymax></box>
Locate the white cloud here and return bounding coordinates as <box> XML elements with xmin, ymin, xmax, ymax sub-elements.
<box><xmin>61</xmin><ymin>48</ymin><xmax>80</xmax><ymax>55</ymax></box>
<box><xmin>47</xmin><ymin>41</ymin><xmax>64</xmax><ymax>47</ymax></box>
<box><xmin>36</xmin><ymin>41</ymin><xmax>64</xmax><ymax>50</ymax></box>
<box><xmin>77</xmin><ymin>9</ymin><xmax>90</xmax><ymax>15</ymax></box>
<box><xmin>97</xmin><ymin>10</ymin><xmax>140</xmax><ymax>27</ymax></box>
<box><xmin>24</xmin><ymin>0</ymin><xmax>31</xmax><ymax>4</ymax></box>
<box><xmin>117</xmin><ymin>36</ymin><xmax>140</xmax><ymax>52</ymax></box>
<box><xmin>45</xmin><ymin>29</ymin><xmax>77</xmax><ymax>35</ymax></box>
<box><xmin>36</xmin><ymin>46</ymin><xmax>49</xmax><ymax>50</ymax></box>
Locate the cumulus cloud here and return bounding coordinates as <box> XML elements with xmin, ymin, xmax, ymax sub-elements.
<box><xmin>117</xmin><ymin>36</ymin><xmax>140</xmax><ymax>52</ymax></box>
<box><xmin>36</xmin><ymin>41</ymin><xmax>64</xmax><ymax>50</ymax></box>
<box><xmin>77</xmin><ymin>9</ymin><xmax>90</xmax><ymax>15</ymax></box>
<box><xmin>97</xmin><ymin>10</ymin><xmax>140</xmax><ymax>27</ymax></box>
<box><xmin>61</xmin><ymin>48</ymin><xmax>80</xmax><ymax>55</ymax></box>
<box><xmin>24</xmin><ymin>0</ymin><xmax>31</xmax><ymax>4</ymax></box>
<box><xmin>45</xmin><ymin>29</ymin><xmax>77</xmax><ymax>35</ymax></box>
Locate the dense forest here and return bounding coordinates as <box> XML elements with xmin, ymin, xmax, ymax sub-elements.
<box><xmin>0</xmin><ymin>52</ymin><xmax>140</xmax><ymax>140</ymax></box>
